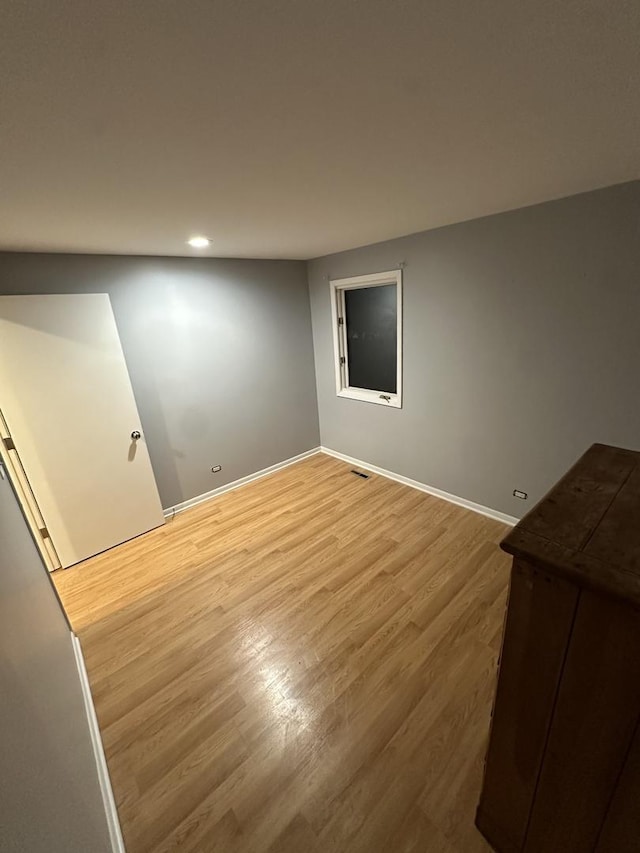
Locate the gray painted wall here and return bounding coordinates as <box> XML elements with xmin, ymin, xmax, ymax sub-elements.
<box><xmin>0</xmin><ymin>253</ymin><xmax>320</xmax><ymax>509</ymax></box>
<box><xmin>0</xmin><ymin>463</ymin><xmax>113</xmax><ymax>853</ymax></box>
<box><xmin>308</xmin><ymin>181</ymin><xmax>640</xmax><ymax>518</ymax></box>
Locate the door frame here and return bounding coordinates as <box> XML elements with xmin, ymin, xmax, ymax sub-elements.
<box><xmin>0</xmin><ymin>407</ymin><xmax>61</xmax><ymax>572</ymax></box>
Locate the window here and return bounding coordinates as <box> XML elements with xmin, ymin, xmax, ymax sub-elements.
<box><xmin>330</xmin><ymin>269</ymin><xmax>402</xmax><ymax>408</ymax></box>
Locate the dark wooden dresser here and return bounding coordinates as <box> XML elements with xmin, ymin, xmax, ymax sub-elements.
<box><xmin>476</xmin><ymin>443</ymin><xmax>640</xmax><ymax>853</ymax></box>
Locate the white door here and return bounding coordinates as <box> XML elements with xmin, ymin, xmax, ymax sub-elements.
<box><xmin>0</xmin><ymin>294</ymin><xmax>164</xmax><ymax>568</ymax></box>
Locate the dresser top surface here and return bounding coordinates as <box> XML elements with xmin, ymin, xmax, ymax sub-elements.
<box><xmin>502</xmin><ymin>443</ymin><xmax>640</xmax><ymax>606</ymax></box>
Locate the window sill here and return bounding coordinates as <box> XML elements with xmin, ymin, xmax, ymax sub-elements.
<box><xmin>337</xmin><ymin>388</ymin><xmax>402</xmax><ymax>409</ymax></box>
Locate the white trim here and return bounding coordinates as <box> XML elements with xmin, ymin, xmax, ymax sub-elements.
<box><xmin>330</xmin><ymin>270</ymin><xmax>403</xmax><ymax>409</ymax></box>
<box><xmin>329</xmin><ymin>269</ymin><xmax>401</xmax><ymax>288</ymax></box>
<box><xmin>0</xmin><ymin>408</ymin><xmax>61</xmax><ymax>572</ymax></box>
<box><xmin>71</xmin><ymin>633</ymin><xmax>125</xmax><ymax>853</ymax></box>
<box><xmin>320</xmin><ymin>446</ymin><xmax>518</xmax><ymax>526</ymax></box>
<box><xmin>336</xmin><ymin>387</ymin><xmax>402</xmax><ymax>408</ymax></box>
<box><xmin>330</xmin><ymin>278</ymin><xmax>344</xmax><ymax>399</ymax></box>
<box><xmin>163</xmin><ymin>447</ymin><xmax>322</xmax><ymax>518</ymax></box>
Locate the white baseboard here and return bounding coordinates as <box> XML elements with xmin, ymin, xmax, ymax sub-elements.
<box><xmin>163</xmin><ymin>447</ymin><xmax>322</xmax><ymax>518</ymax></box>
<box><xmin>71</xmin><ymin>633</ymin><xmax>126</xmax><ymax>853</ymax></box>
<box><xmin>161</xmin><ymin>443</ymin><xmax>517</xmax><ymax>527</ymax></box>
<box><xmin>320</xmin><ymin>446</ymin><xmax>518</xmax><ymax>526</ymax></box>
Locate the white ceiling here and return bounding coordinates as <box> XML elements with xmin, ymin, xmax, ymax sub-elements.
<box><xmin>2</xmin><ymin>0</ymin><xmax>639</xmax><ymax>260</ymax></box>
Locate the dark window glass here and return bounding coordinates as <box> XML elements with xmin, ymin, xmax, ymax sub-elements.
<box><xmin>344</xmin><ymin>284</ymin><xmax>397</xmax><ymax>393</ymax></box>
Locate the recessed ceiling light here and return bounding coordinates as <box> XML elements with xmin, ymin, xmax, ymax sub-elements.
<box><xmin>187</xmin><ymin>235</ymin><xmax>210</xmax><ymax>249</ymax></box>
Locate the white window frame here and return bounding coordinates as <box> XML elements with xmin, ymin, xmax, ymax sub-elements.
<box><xmin>330</xmin><ymin>269</ymin><xmax>403</xmax><ymax>409</ymax></box>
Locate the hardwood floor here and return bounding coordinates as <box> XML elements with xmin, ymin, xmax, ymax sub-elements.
<box><xmin>54</xmin><ymin>452</ymin><xmax>511</xmax><ymax>853</ymax></box>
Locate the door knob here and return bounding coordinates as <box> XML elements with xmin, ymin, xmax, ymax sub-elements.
<box><xmin>131</xmin><ymin>430</ymin><xmax>141</xmax><ymax>440</ymax></box>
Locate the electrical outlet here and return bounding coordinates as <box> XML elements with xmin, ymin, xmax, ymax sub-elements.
<box><xmin>513</xmin><ymin>489</ymin><xmax>528</xmax><ymax>500</ymax></box>
<box><xmin>211</xmin><ymin>465</ymin><xmax>222</xmax><ymax>473</ymax></box>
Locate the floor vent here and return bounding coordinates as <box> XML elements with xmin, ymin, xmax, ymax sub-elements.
<box><xmin>351</xmin><ymin>469</ymin><xmax>370</xmax><ymax>479</ymax></box>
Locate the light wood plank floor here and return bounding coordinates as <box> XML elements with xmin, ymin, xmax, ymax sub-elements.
<box><xmin>54</xmin><ymin>453</ymin><xmax>511</xmax><ymax>853</ymax></box>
